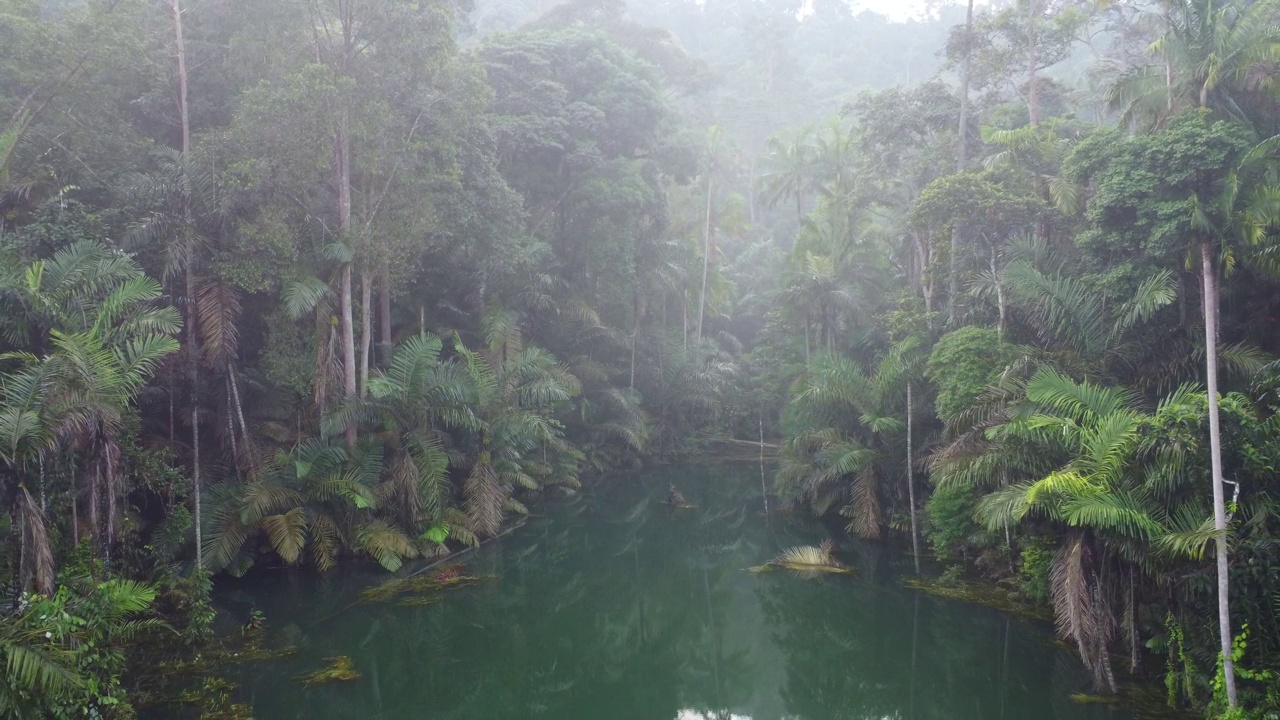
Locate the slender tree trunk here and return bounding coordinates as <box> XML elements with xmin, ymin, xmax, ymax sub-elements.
<box><xmin>1201</xmin><ymin>240</ymin><xmax>1238</xmax><ymax>708</ymax></box>
<box><xmin>759</xmin><ymin>404</ymin><xmax>768</xmax><ymax>517</ymax></box>
<box><xmin>804</xmin><ymin>315</ymin><xmax>811</xmax><ymax>365</ymax></box>
<box><xmin>682</xmin><ymin>290</ymin><xmax>688</xmax><ymax>348</ymax></box>
<box><xmin>951</xmin><ymin>0</ymin><xmax>974</xmax><ymax>326</ymax></box>
<box><xmin>993</xmin><ymin>246</ymin><xmax>1006</xmax><ymax>340</ymax></box>
<box><xmin>228</xmin><ymin>366</ymin><xmax>250</xmax><ymax>452</ymax></box>
<box><xmin>336</xmin><ymin>113</ymin><xmax>357</xmax><ymax>446</ymax></box>
<box><xmin>1028</xmin><ymin>0</ymin><xmax>1040</xmax><ymax>126</ymax></box>
<box><xmin>697</xmin><ymin>175</ymin><xmax>713</xmax><ymax>343</ymax></box>
<box><xmin>359</xmin><ymin>270</ymin><xmax>372</xmax><ymax>398</ymax></box>
<box><xmin>186</xmin><ymin>248</ymin><xmax>202</xmax><ymax>568</ymax></box>
<box><xmin>171</xmin><ymin>0</ymin><xmax>190</xmax><ymax>158</ymax></box>
<box><xmin>170</xmin><ymin>0</ymin><xmax>200</xmax><ymax>570</ymax></box>
<box><xmin>70</xmin><ymin>458</ymin><xmax>78</xmax><ymax>548</ymax></box>
<box><xmin>907</xmin><ymin>381</ymin><xmax>920</xmax><ymax>576</ymax></box>
<box><xmin>378</xmin><ymin>261</ymin><xmax>392</xmax><ymax>365</ymax></box>
<box><xmin>340</xmin><ymin>262</ymin><xmax>357</xmax><ymax>446</ymax></box>
<box><xmin>630</xmin><ymin>308</ymin><xmax>638</xmax><ymax>391</ymax></box>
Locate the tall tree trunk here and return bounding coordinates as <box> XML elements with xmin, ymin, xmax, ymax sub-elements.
<box><xmin>170</xmin><ymin>0</ymin><xmax>200</xmax><ymax>570</ymax></box>
<box><xmin>186</xmin><ymin>245</ymin><xmax>202</xmax><ymax>568</ymax></box>
<box><xmin>1028</xmin><ymin>0</ymin><xmax>1041</xmax><ymax>126</ymax></box>
<box><xmin>70</xmin><ymin>457</ymin><xmax>78</xmax><ymax>548</ymax></box>
<box><xmin>992</xmin><ymin>246</ymin><xmax>1006</xmax><ymax>340</ymax></box>
<box><xmin>1201</xmin><ymin>240</ymin><xmax>1238</xmax><ymax>708</ymax></box>
<box><xmin>951</xmin><ymin>0</ymin><xmax>974</xmax><ymax>326</ymax></box>
<box><xmin>378</xmin><ymin>261</ymin><xmax>392</xmax><ymax>365</ymax></box>
<box><xmin>697</xmin><ymin>175</ymin><xmax>713</xmax><ymax>344</ymax></box>
<box><xmin>907</xmin><ymin>381</ymin><xmax>920</xmax><ymax>576</ymax></box>
<box><xmin>337</xmin><ymin>120</ymin><xmax>357</xmax><ymax>447</ymax></box>
<box><xmin>359</xmin><ymin>270</ymin><xmax>372</xmax><ymax>398</ymax></box>
<box><xmin>630</xmin><ymin>292</ymin><xmax>639</xmax><ymax>391</ymax></box>
<box><xmin>804</xmin><ymin>315</ymin><xmax>812</xmax><ymax>365</ymax></box>
<box><xmin>172</xmin><ymin>0</ymin><xmax>190</xmax><ymax>157</ymax></box>
<box><xmin>682</xmin><ymin>290</ymin><xmax>689</xmax><ymax>347</ymax></box>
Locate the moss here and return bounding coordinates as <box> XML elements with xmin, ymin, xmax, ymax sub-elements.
<box><xmin>298</xmin><ymin>656</ymin><xmax>361</xmax><ymax>687</ymax></box>
<box><xmin>399</xmin><ymin>596</ymin><xmax>443</xmax><ymax>607</ymax></box>
<box><xmin>358</xmin><ymin>568</ymin><xmax>492</xmax><ymax>604</ymax></box>
<box><xmin>902</xmin><ymin>577</ymin><xmax>1052</xmax><ymax>622</ymax></box>
<box><xmin>1071</xmin><ymin>685</ymin><xmax>1199</xmax><ymax>720</ymax></box>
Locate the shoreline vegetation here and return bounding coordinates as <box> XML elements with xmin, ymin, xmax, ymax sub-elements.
<box><xmin>2</xmin><ymin>0</ymin><xmax>1280</xmax><ymax>717</ymax></box>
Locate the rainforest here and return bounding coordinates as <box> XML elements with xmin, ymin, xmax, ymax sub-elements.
<box><xmin>2</xmin><ymin>0</ymin><xmax>1280</xmax><ymax>718</ymax></box>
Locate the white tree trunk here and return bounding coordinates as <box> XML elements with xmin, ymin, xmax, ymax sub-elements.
<box><xmin>697</xmin><ymin>175</ymin><xmax>713</xmax><ymax>343</ymax></box>
<box><xmin>907</xmin><ymin>381</ymin><xmax>920</xmax><ymax>576</ymax></box>
<box><xmin>1202</xmin><ymin>240</ymin><xmax>1238</xmax><ymax>708</ymax></box>
<box><xmin>170</xmin><ymin>0</ymin><xmax>200</xmax><ymax>570</ymax></box>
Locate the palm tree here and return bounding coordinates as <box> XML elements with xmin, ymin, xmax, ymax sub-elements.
<box><xmin>970</xmin><ymin>370</ymin><xmax>1227</xmax><ymax>690</ymax></box>
<box><xmin>324</xmin><ymin>333</ymin><xmax>472</xmax><ymax>531</ymax></box>
<box><xmin>779</xmin><ymin>349</ymin><xmax>926</xmax><ymax>545</ymax></box>
<box><xmin>758</xmin><ymin>128</ymin><xmax>817</xmax><ymax>223</ymax></box>
<box><xmin>778</xmin><ymin>253</ymin><xmax>850</xmax><ymax>363</ymax></box>
<box><xmin>0</xmin><ymin>241</ymin><xmax>180</xmax><ymax>580</ymax></box>
<box><xmin>203</xmin><ymin>437</ymin><xmax>432</xmax><ymax>574</ymax></box>
<box><xmin>450</xmin><ymin>339</ymin><xmax>581</xmax><ymax>536</ymax></box>
<box><xmin>127</xmin><ymin>149</ymin><xmax>229</xmax><ymax>571</ymax></box>
<box><xmin>1107</xmin><ymin>0</ymin><xmax>1280</xmax><ymax>133</ymax></box>
<box><xmin>0</xmin><ymin>578</ymin><xmax>156</xmax><ymax>719</ymax></box>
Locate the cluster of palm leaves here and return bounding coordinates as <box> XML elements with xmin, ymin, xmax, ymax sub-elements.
<box><xmin>0</xmin><ymin>240</ymin><xmax>180</xmax><ymax>593</ymax></box>
<box><xmin>0</xmin><ymin>577</ymin><xmax>157</xmax><ymax>719</ymax></box>
<box><xmin>203</xmin><ymin>331</ymin><xmax>585</xmax><ymax>573</ymax></box>
<box><xmin>778</xmin><ymin>342</ymin><xmax>923</xmax><ymax>543</ymax></box>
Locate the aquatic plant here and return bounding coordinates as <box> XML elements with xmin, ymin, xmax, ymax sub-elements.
<box><xmin>358</xmin><ymin>568</ymin><xmax>491</xmax><ymax>604</ymax></box>
<box><xmin>749</xmin><ymin>540</ymin><xmax>851</xmax><ymax>575</ymax></box>
<box><xmin>299</xmin><ymin>656</ymin><xmax>361</xmax><ymax>687</ymax></box>
<box><xmin>665</xmin><ymin>484</ymin><xmax>695</xmax><ymax>509</ymax></box>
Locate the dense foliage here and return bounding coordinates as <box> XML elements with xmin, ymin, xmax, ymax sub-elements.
<box><xmin>2</xmin><ymin>0</ymin><xmax>1280</xmax><ymax>717</ymax></box>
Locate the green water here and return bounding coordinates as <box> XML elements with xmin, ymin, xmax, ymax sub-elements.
<box><xmin>219</xmin><ymin>463</ymin><xmax>1143</xmax><ymax>719</ymax></box>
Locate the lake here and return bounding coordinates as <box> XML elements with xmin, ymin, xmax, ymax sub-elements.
<box><xmin>216</xmin><ymin>462</ymin><xmax>1143</xmax><ymax>719</ymax></box>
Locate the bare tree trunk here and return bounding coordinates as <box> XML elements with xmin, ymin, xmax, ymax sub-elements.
<box><xmin>759</xmin><ymin>404</ymin><xmax>768</xmax><ymax>517</ymax></box>
<box><xmin>337</xmin><ymin>120</ymin><xmax>357</xmax><ymax>447</ymax></box>
<box><xmin>951</xmin><ymin>0</ymin><xmax>974</xmax><ymax>326</ymax></box>
<box><xmin>1028</xmin><ymin>0</ymin><xmax>1040</xmax><ymax>126</ymax></box>
<box><xmin>992</xmin><ymin>246</ymin><xmax>1006</xmax><ymax>340</ymax></box>
<box><xmin>630</xmin><ymin>308</ymin><xmax>638</xmax><ymax>391</ymax></box>
<box><xmin>359</xmin><ymin>270</ymin><xmax>372</xmax><ymax>397</ymax></box>
<box><xmin>170</xmin><ymin>0</ymin><xmax>201</xmax><ymax>570</ymax></box>
<box><xmin>187</xmin><ymin>247</ymin><xmax>202</xmax><ymax>568</ymax></box>
<box><xmin>682</xmin><ymin>289</ymin><xmax>688</xmax><ymax>347</ymax></box>
<box><xmin>697</xmin><ymin>175</ymin><xmax>713</xmax><ymax>344</ymax></box>
<box><xmin>340</xmin><ymin>262</ymin><xmax>357</xmax><ymax>446</ymax></box>
<box><xmin>804</xmin><ymin>315</ymin><xmax>811</xmax><ymax>365</ymax></box>
<box><xmin>378</xmin><ymin>261</ymin><xmax>392</xmax><ymax>365</ymax></box>
<box><xmin>1201</xmin><ymin>240</ymin><xmax>1238</xmax><ymax>709</ymax></box>
<box><xmin>228</xmin><ymin>366</ymin><xmax>250</xmax><ymax>452</ymax></box>
<box><xmin>171</xmin><ymin>0</ymin><xmax>190</xmax><ymax>158</ymax></box>
<box><xmin>907</xmin><ymin>381</ymin><xmax>920</xmax><ymax>576</ymax></box>
<box><xmin>70</xmin><ymin>457</ymin><xmax>78</xmax><ymax>548</ymax></box>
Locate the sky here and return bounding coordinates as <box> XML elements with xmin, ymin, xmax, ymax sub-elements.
<box><xmin>842</xmin><ymin>0</ymin><xmax>991</xmax><ymax>22</ymax></box>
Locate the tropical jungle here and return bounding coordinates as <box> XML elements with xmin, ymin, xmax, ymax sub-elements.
<box><xmin>2</xmin><ymin>0</ymin><xmax>1280</xmax><ymax>717</ymax></box>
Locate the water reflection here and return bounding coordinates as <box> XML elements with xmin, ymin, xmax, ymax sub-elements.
<box><xmin>216</xmin><ymin>463</ymin><xmax>1133</xmax><ymax>720</ymax></box>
